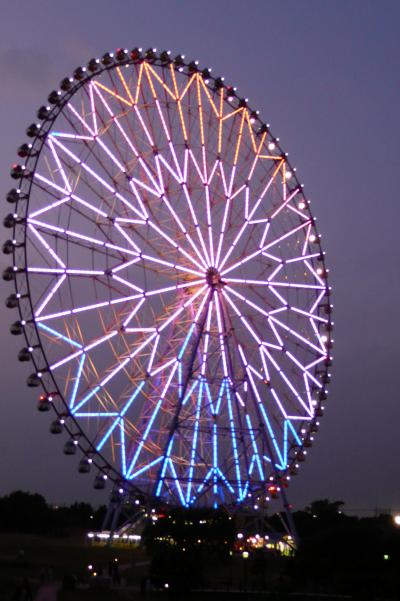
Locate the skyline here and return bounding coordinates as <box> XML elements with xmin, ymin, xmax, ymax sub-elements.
<box><xmin>0</xmin><ymin>0</ymin><xmax>399</xmax><ymax>512</ymax></box>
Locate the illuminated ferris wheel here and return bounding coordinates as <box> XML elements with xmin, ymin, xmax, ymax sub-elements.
<box><xmin>4</xmin><ymin>47</ymin><xmax>333</xmax><ymax>509</ymax></box>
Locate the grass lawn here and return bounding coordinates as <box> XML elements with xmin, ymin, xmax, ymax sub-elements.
<box><xmin>0</xmin><ymin>532</ymin><xmax>147</xmax><ymax>600</ymax></box>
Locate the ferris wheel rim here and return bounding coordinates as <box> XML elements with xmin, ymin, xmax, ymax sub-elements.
<box><xmin>5</xmin><ymin>47</ymin><xmax>333</xmax><ymax>506</ymax></box>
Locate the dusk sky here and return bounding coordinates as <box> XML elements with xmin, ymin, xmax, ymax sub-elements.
<box><xmin>0</xmin><ymin>0</ymin><xmax>399</xmax><ymax>513</ymax></box>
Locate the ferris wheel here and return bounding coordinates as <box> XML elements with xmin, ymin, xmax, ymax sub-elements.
<box><xmin>4</xmin><ymin>47</ymin><xmax>333</xmax><ymax>509</ymax></box>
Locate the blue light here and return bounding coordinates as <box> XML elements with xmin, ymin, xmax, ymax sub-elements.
<box><xmin>246</xmin><ymin>413</ymin><xmax>264</xmax><ymax>480</ymax></box>
<box><xmin>213</xmin><ymin>423</ymin><xmax>218</xmax><ymax>495</ymax></box>
<box><xmin>75</xmin><ymin>412</ymin><xmax>119</xmax><ymax>417</ymax></box>
<box><xmin>120</xmin><ymin>381</ymin><xmax>145</xmax><ymax>416</ymax></box>
<box><xmin>258</xmin><ymin>403</ymin><xmax>285</xmax><ymax>468</ymax></box>
<box><xmin>182</xmin><ymin>379</ymin><xmax>199</xmax><ymax>405</ymax></box>
<box><xmin>71</xmin><ymin>385</ymin><xmax>100</xmax><ymax>414</ymax></box>
<box><xmin>129</xmin><ymin>456</ymin><xmax>163</xmax><ymax>479</ymax></box>
<box><xmin>96</xmin><ymin>416</ymin><xmax>122</xmax><ymax>452</ymax></box>
<box><xmin>38</xmin><ymin>322</ymin><xmax>82</xmax><ymax>348</ymax></box>
<box><xmin>215</xmin><ymin>468</ymin><xmax>235</xmax><ymax>494</ymax></box>
<box><xmin>178</xmin><ymin>323</ymin><xmax>195</xmax><ymax>360</ymax></box>
<box><xmin>69</xmin><ymin>354</ymin><xmax>85</xmax><ymax>409</ymax></box>
<box><xmin>226</xmin><ymin>384</ymin><xmax>242</xmax><ymax>497</ymax></box>
<box><xmin>120</xmin><ymin>420</ymin><xmax>127</xmax><ymax>476</ymax></box>
<box><xmin>126</xmin><ymin>398</ymin><xmax>162</xmax><ymax>477</ymax></box>
<box><xmin>168</xmin><ymin>458</ymin><xmax>186</xmax><ymax>506</ymax></box>
<box><xmin>214</xmin><ymin>379</ymin><xmax>226</xmax><ymax>415</ymax></box>
<box><xmin>186</xmin><ymin>379</ymin><xmax>204</xmax><ymax>503</ymax></box>
<box><xmin>155</xmin><ymin>438</ymin><xmax>174</xmax><ymax>496</ymax></box>
<box><xmin>287</xmin><ymin>419</ymin><xmax>302</xmax><ymax>446</ymax></box>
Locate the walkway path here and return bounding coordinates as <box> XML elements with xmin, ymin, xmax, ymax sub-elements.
<box><xmin>34</xmin><ymin>582</ymin><xmax>60</xmax><ymax>601</ymax></box>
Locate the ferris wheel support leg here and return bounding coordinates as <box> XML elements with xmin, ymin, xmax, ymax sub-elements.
<box><xmin>218</xmin><ymin>289</ymin><xmax>300</xmax><ymax>548</ymax></box>
<box><xmin>278</xmin><ymin>485</ymin><xmax>300</xmax><ymax>548</ymax></box>
<box><xmin>151</xmin><ymin>289</ymin><xmax>213</xmax><ymax>501</ymax></box>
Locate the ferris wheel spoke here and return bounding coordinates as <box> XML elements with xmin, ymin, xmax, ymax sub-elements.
<box><xmin>237</xmin><ymin>344</ymin><xmax>285</xmax><ymax>468</ymax></box>
<box><xmin>48</xmin><ymin>329</ymin><xmax>118</xmax><ymax>371</ymax></box>
<box><xmin>126</xmin><ymin>361</ymin><xmax>179</xmax><ymax>479</ymax></box>
<box><xmin>224</xmin><ymin>285</ymin><xmax>271</xmax><ymax>319</ymax></box>
<box><xmin>218</xmin><ymin>159</ymin><xmax>285</xmax><ymax>271</ymax></box>
<box><xmin>50</xmin><ymin>136</ymin><xmax>141</xmax><ymax>217</ymax></box>
<box><xmin>269</xmin><ymin>314</ymin><xmax>326</xmax><ymax>356</ymax></box>
<box><xmin>35</xmin><ymin>292</ymin><xmax>143</xmax><ymax>322</ymax></box>
<box><xmin>220</xmin><ymin>220</ymin><xmax>312</xmax><ymax>277</ymax></box>
<box><xmin>31</xmin><ymin>174</ymin><xmax>109</xmax><ymax>219</ymax></box>
<box><xmin>262</xmin><ymin>347</ymin><xmax>314</xmax><ymax>416</ymax></box>
<box><xmin>47</xmin><ymin>136</ymin><xmax>72</xmax><ymax>193</ymax></box>
<box><xmin>153</xmin><ymin>154</ymin><xmax>208</xmax><ymax>270</ymax></box>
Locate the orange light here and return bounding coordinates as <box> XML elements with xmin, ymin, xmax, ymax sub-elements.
<box><xmin>134</xmin><ymin>62</ymin><xmax>144</xmax><ymax>105</ymax></box>
<box><xmin>93</xmin><ymin>81</ymin><xmax>132</xmax><ymax>107</ymax></box>
<box><xmin>170</xmin><ymin>65</ymin><xmax>187</xmax><ymax>141</ymax></box>
<box><xmin>116</xmin><ymin>67</ymin><xmax>134</xmax><ymax>104</ymax></box>
<box><xmin>198</xmin><ymin>75</ymin><xmax>219</xmax><ymax>117</ymax></box>
<box><xmin>218</xmin><ymin>87</ymin><xmax>224</xmax><ymax>154</ymax></box>
<box><xmin>179</xmin><ymin>73</ymin><xmax>196</xmax><ymax>101</ymax></box>
<box><xmin>233</xmin><ymin>109</ymin><xmax>246</xmax><ymax>166</ymax></box>
<box><xmin>196</xmin><ymin>76</ymin><xmax>205</xmax><ymax>146</ymax></box>
<box><xmin>146</xmin><ymin>63</ymin><xmax>176</xmax><ymax>100</ymax></box>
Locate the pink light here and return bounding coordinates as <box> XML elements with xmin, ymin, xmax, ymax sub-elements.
<box><xmin>147</xmin><ymin>334</ymin><xmax>160</xmax><ymax>372</ymax></box>
<box><xmin>269</xmin><ymin>315</ymin><xmax>325</xmax><ymax>355</ymax></box>
<box><xmin>35</xmin><ymin>274</ymin><xmax>66</xmax><ymax>317</ymax></box>
<box><xmin>292</xmin><ymin>307</ymin><xmax>328</xmax><ymax>324</ymax></box>
<box><xmin>270</xmin><ymin>188</ymin><xmax>299</xmax><ymax>219</ymax></box>
<box><xmin>262</xmin><ymin>347</ymin><xmax>311</xmax><ymax>415</ymax></box>
<box><xmin>144</xmin><ymin>280</ymin><xmax>204</xmax><ymax>297</ymax></box>
<box><xmin>155</xmin><ymin>99</ymin><xmax>171</xmax><ymax>141</ymax></box>
<box><xmin>207</xmin><ymin>159</ymin><xmax>219</xmax><ymax>185</ymax></box>
<box><xmin>134</xmin><ymin>105</ymin><xmax>154</xmax><ymax>146</ymax></box>
<box><xmin>224</xmin><ymin>286</ymin><xmax>270</xmax><ymax>318</ymax></box>
<box><xmin>188</xmin><ymin>149</ymin><xmax>206</xmax><ymax>184</ymax></box>
<box><xmin>158</xmin><ymin>285</ymin><xmax>207</xmax><ymax>334</ymax></box>
<box><xmin>150</xmin><ymin>356</ymin><xmax>177</xmax><ymax>377</ymax></box>
<box><xmin>29</xmin><ymin>196</ymin><xmax>71</xmax><ymax>218</ymax></box>
<box><xmin>182</xmin><ymin>182</ymin><xmax>211</xmax><ymax>265</ymax></box>
<box><xmin>111</xmin><ymin>258</ymin><xmax>141</xmax><ymax>274</ymax></box>
<box><xmin>100</xmin><ymin>356</ymin><xmax>131</xmax><ymax>387</ymax></box>
<box><xmin>204</xmin><ymin>182</ymin><xmax>215</xmax><ymax>265</ymax></box>
<box><xmin>84</xmin><ymin>330</ymin><xmax>118</xmax><ymax>352</ymax></box>
<box><xmin>89</xmin><ymin>82</ymin><xmax>98</xmax><ymax>135</ymax></box>
<box><xmin>114</xmin><ymin>222</ymin><xmax>141</xmax><ymax>254</ymax></box>
<box><xmin>36</xmin><ymin>293</ymin><xmax>143</xmax><ymax>322</ymax></box>
<box><xmin>130</xmin><ymin>176</ymin><xmax>160</xmax><ymax>198</ymax></box>
<box><xmin>286</xmin><ymin>252</ymin><xmax>320</xmax><ymax>264</ymax></box>
<box><xmin>285</xmin><ymin>350</ymin><xmax>322</xmax><ymax>389</ymax></box>
<box><xmin>200</xmin><ymin>300</ymin><xmax>213</xmax><ymax>376</ymax></box>
<box><xmin>214</xmin><ymin>293</ymin><xmax>228</xmax><ymax>377</ymax></box>
<box><xmin>28</xmin><ymin>225</ymin><xmax>66</xmax><ymax>268</ymax></box>
<box><xmin>124</xmin><ymin>327</ymin><xmax>156</xmax><ymax>333</ymax></box>
<box><xmin>158</xmin><ymin>153</ymin><xmax>181</xmax><ymax>183</ymax></box>
<box><xmin>48</xmin><ymin>137</ymin><xmax>72</xmax><ymax>193</ymax></box>
<box><xmin>122</xmin><ymin>297</ymin><xmax>146</xmax><ymax>327</ymax></box>
<box><xmin>128</xmin><ymin>180</ymin><xmax>149</xmax><ymax>219</ymax></box>
<box><xmin>112</xmin><ymin>274</ymin><xmax>143</xmax><ymax>292</ymax></box>
<box><xmin>34</xmin><ymin>172</ymin><xmax>69</xmax><ymax>196</ymax></box>
<box><xmin>215</xmin><ymin>193</ymin><xmax>231</xmax><ymax>267</ymax></box>
<box><xmin>67</xmin><ymin>102</ymin><xmax>95</xmax><ymax>136</ymax></box>
<box><xmin>50</xmin><ymin>349</ymin><xmax>83</xmax><ymax>371</ymax></box>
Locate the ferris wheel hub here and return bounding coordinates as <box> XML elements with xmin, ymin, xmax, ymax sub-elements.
<box><xmin>206</xmin><ymin>267</ymin><xmax>223</xmax><ymax>288</ymax></box>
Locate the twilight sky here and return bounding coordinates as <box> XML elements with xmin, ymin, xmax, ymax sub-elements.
<box><xmin>0</xmin><ymin>0</ymin><xmax>399</xmax><ymax>513</ymax></box>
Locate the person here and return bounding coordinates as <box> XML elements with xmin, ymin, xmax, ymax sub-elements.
<box><xmin>21</xmin><ymin>579</ymin><xmax>33</xmax><ymax>601</ymax></box>
<box><xmin>112</xmin><ymin>561</ymin><xmax>121</xmax><ymax>586</ymax></box>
